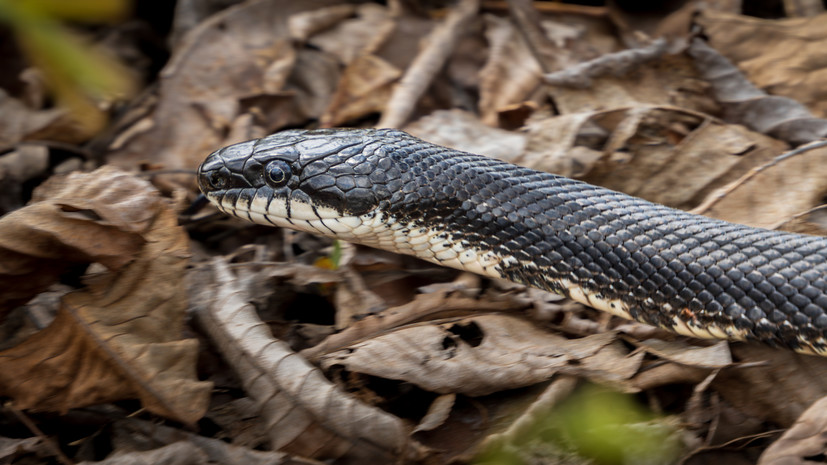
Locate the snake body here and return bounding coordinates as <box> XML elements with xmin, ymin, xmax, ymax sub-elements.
<box><xmin>198</xmin><ymin>128</ymin><xmax>827</xmax><ymax>355</ymax></box>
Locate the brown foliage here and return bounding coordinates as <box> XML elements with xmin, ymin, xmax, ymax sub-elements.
<box><xmin>5</xmin><ymin>1</ymin><xmax>827</xmax><ymax>464</ymax></box>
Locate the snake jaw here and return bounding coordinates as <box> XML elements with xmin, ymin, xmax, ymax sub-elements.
<box><xmin>200</xmin><ymin>130</ymin><xmax>412</xmax><ymax>225</ymax></box>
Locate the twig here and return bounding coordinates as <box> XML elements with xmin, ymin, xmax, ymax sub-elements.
<box><xmin>769</xmin><ymin>204</ymin><xmax>827</xmax><ymax>231</ymax></box>
<box><xmin>476</xmin><ymin>376</ymin><xmax>579</xmax><ymax>451</ymax></box>
<box><xmin>678</xmin><ymin>429</ymin><xmax>785</xmax><ymax>465</ymax></box>
<box><xmin>544</xmin><ymin>38</ymin><xmax>669</xmax><ymax>88</ymax></box>
<box><xmin>692</xmin><ymin>139</ymin><xmax>827</xmax><ymax>215</ymax></box>
<box><xmin>483</xmin><ymin>0</ymin><xmax>607</xmax><ymax>16</ymax></box>
<box><xmin>377</xmin><ymin>0</ymin><xmax>479</xmax><ymax>128</ymax></box>
<box><xmin>505</xmin><ymin>0</ymin><xmax>561</xmax><ymax>73</ymax></box>
<box><xmin>5</xmin><ymin>402</ymin><xmax>75</xmax><ymax>465</ymax></box>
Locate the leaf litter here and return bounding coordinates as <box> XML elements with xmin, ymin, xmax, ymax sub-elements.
<box><xmin>0</xmin><ymin>167</ymin><xmax>210</xmax><ymax>424</ymax></box>
<box><xmin>191</xmin><ymin>258</ymin><xmax>425</xmax><ymax>463</ymax></box>
<box><xmin>3</xmin><ymin>1</ymin><xmax>827</xmax><ymax>464</ymax></box>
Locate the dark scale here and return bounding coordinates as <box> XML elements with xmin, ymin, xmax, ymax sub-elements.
<box><xmin>198</xmin><ymin>128</ymin><xmax>827</xmax><ymax>354</ymax></box>
<box><xmin>355</xmin><ymin>131</ymin><xmax>827</xmax><ymax>352</ymax></box>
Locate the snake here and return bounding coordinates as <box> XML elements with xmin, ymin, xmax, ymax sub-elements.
<box><xmin>197</xmin><ymin>128</ymin><xmax>827</xmax><ymax>356</ymax></box>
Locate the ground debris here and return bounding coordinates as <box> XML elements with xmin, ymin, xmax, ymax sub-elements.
<box><xmin>2</xmin><ymin>1</ymin><xmax>827</xmax><ymax>464</ymax></box>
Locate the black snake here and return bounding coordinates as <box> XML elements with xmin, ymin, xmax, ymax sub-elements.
<box><xmin>197</xmin><ymin>128</ymin><xmax>827</xmax><ymax>356</ymax></box>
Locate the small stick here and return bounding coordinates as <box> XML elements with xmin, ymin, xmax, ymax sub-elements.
<box><xmin>476</xmin><ymin>376</ymin><xmax>578</xmax><ymax>451</ymax></box>
<box><xmin>5</xmin><ymin>402</ymin><xmax>75</xmax><ymax>465</ymax></box>
<box><xmin>505</xmin><ymin>0</ymin><xmax>561</xmax><ymax>73</ymax></box>
<box><xmin>544</xmin><ymin>38</ymin><xmax>668</xmax><ymax>88</ymax></box>
<box><xmin>482</xmin><ymin>1</ymin><xmax>607</xmax><ymax>16</ymax></box>
<box><xmin>692</xmin><ymin>139</ymin><xmax>827</xmax><ymax>215</ymax></box>
<box><xmin>378</xmin><ymin>0</ymin><xmax>479</xmax><ymax>128</ymax></box>
<box><xmin>769</xmin><ymin>204</ymin><xmax>827</xmax><ymax>231</ymax></box>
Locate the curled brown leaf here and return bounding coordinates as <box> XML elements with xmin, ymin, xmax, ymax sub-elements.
<box><xmin>319</xmin><ymin>314</ymin><xmax>643</xmax><ymax>396</ymax></box>
<box><xmin>0</xmin><ymin>167</ymin><xmax>156</xmax><ymax>314</ymax></box>
<box><xmin>758</xmin><ymin>395</ymin><xmax>827</xmax><ymax>465</ymax></box>
<box><xmin>0</xmin><ymin>167</ymin><xmax>211</xmax><ymax>424</ymax></box>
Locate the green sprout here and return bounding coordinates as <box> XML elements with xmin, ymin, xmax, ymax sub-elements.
<box><xmin>0</xmin><ymin>0</ymin><xmax>136</xmax><ymax>138</ymax></box>
<box><xmin>329</xmin><ymin>240</ymin><xmax>342</xmax><ymax>269</ymax></box>
<box><xmin>313</xmin><ymin>240</ymin><xmax>342</xmax><ymax>271</ymax></box>
<box><xmin>478</xmin><ymin>383</ymin><xmax>682</xmax><ymax>465</ymax></box>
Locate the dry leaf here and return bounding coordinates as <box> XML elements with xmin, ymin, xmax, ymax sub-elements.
<box><xmin>544</xmin><ymin>46</ymin><xmax>715</xmax><ymax>117</ymax></box>
<box><xmin>696</xmin><ymin>145</ymin><xmax>827</xmax><ymax>229</ymax></box>
<box><xmin>629</xmin><ymin>361</ymin><xmax>711</xmax><ymax>391</ymax></box>
<box><xmin>0</xmin><ymin>168</ymin><xmax>156</xmax><ymax>313</ymax></box>
<box><xmin>713</xmin><ymin>344</ymin><xmax>827</xmax><ymax>427</ymax></box>
<box><xmin>113</xmin><ymin>418</ymin><xmax>323</xmax><ymax>465</ymax></box>
<box><xmin>0</xmin><ymin>436</ymin><xmax>45</xmax><ymax>462</ymax></box>
<box><xmin>758</xmin><ymin>395</ymin><xmax>827</xmax><ymax>465</ymax></box>
<box><xmin>333</xmin><ymin>267</ymin><xmax>386</xmax><ymax>329</ymax></box>
<box><xmin>405</xmin><ymin>109</ymin><xmax>527</xmax><ymax>164</ymax></box>
<box><xmin>770</xmin><ymin>205</ymin><xmax>827</xmax><ymax>236</ymax></box>
<box><xmin>377</xmin><ymin>0</ymin><xmax>479</xmax><ymax>129</ymax></box>
<box><xmin>205</xmin><ymin>398</ymin><xmax>270</xmax><ymax>449</ymax></box>
<box><xmin>688</xmin><ymin>38</ymin><xmax>827</xmax><ymax>145</ymax></box>
<box><xmin>520</xmin><ymin>106</ymin><xmax>785</xmax><ymax>209</ymax></box>
<box><xmin>478</xmin><ymin>14</ymin><xmax>543</xmax><ymax>126</ymax></box>
<box><xmin>413</xmin><ymin>394</ymin><xmax>456</xmax><ymax>433</ymax></box>
<box><xmin>77</xmin><ymin>442</ymin><xmax>208</xmax><ymax>465</ymax></box>
<box><xmin>107</xmin><ymin>0</ymin><xmax>341</xmax><ymax>172</ymax></box>
<box><xmin>302</xmin><ymin>289</ymin><xmax>530</xmax><ymax>361</ymax></box>
<box><xmin>0</xmin><ymin>207</ymin><xmax>136</xmax><ymax>311</ymax></box>
<box><xmin>0</xmin><ymin>89</ymin><xmax>80</xmax><ymax>147</ymax></box>
<box><xmin>290</xmin><ymin>48</ymin><xmax>342</xmax><ymax>122</ymax></box>
<box><xmin>288</xmin><ymin>4</ymin><xmax>357</xmax><ymax>43</ymax></box>
<box><xmin>517</xmin><ymin>111</ymin><xmax>602</xmax><ymax>178</ymax></box>
<box><xmin>308</xmin><ymin>3</ymin><xmax>394</xmax><ymax>64</ymax></box>
<box><xmin>0</xmin><ymin>167</ymin><xmax>211</xmax><ymax>424</ymax></box>
<box><xmin>246</xmin><ymin>261</ymin><xmax>346</xmax><ymax>289</ymax></box>
<box><xmin>193</xmin><ymin>258</ymin><xmax>425</xmax><ymax>462</ymax></box>
<box><xmin>0</xmin><ymin>144</ymin><xmax>82</xmax><ymax>215</ymax></box>
<box><xmin>697</xmin><ymin>10</ymin><xmax>827</xmax><ymax>119</ymax></box>
<box><xmin>543</xmin><ymin>38</ymin><xmax>669</xmax><ymax>89</ymax></box>
<box><xmin>320</xmin><ymin>314</ymin><xmax>643</xmax><ymax>396</ymax></box>
<box><xmin>634</xmin><ymin>339</ymin><xmax>732</xmax><ymax>368</ymax></box>
<box><xmin>320</xmin><ymin>54</ymin><xmax>400</xmax><ymax>127</ymax></box>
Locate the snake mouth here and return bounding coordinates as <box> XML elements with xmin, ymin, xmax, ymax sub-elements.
<box><xmin>211</xmin><ymin>184</ymin><xmax>375</xmax><ymax>240</ymax></box>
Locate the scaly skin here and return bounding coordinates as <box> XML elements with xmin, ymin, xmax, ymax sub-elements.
<box><xmin>198</xmin><ymin>128</ymin><xmax>827</xmax><ymax>355</ymax></box>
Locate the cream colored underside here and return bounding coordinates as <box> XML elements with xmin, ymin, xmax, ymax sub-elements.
<box><xmin>215</xmin><ymin>192</ymin><xmax>826</xmax><ymax>355</ymax></box>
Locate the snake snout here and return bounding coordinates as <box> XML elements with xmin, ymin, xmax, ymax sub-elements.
<box><xmin>198</xmin><ymin>140</ymin><xmax>262</xmax><ymax>196</ymax></box>
<box><xmin>197</xmin><ymin>151</ymin><xmax>226</xmax><ymax>194</ymax></box>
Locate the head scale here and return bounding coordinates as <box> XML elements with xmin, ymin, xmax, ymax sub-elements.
<box><xmin>197</xmin><ymin>128</ymin><xmax>410</xmax><ymax>236</ymax></box>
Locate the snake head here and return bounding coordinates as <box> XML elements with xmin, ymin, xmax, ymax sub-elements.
<box><xmin>197</xmin><ymin>128</ymin><xmax>410</xmax><ymax>233</ymax></box>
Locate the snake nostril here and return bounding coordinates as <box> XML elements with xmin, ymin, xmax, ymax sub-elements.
<box><xmin>207</xmin><ymin>171</ymin><xmax>227</xmax><ymax>189</ymax></box>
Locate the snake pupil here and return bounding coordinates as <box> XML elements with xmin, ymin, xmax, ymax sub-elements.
<box><xmin>265</xmin><ymin>160</ymin><xmax>291</xmax><ymax>187</ymax></box>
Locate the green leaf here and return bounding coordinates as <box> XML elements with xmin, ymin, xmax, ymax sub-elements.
<box><xmin>10</xmin><ymin>0</ymin><xmax>128</xmax><ymax>22</ymax></box>
<box><xmin>0</xmin><ymin>0</ymin><xmax>135</xmax><ymax>137</ymax></box>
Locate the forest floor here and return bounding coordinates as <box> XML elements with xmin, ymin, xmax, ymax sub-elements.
<box><xmin>2</xmin><ymin>1</ymin><xmax>827</xmax><ymax>464</ymax></box>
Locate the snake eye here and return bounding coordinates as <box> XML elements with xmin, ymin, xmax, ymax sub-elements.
<box><xmin>265</xmin><ymin>160</ymin><xmax>292</xmax><ymax>187</ymax></box>
<box><xmin>208</xmin><ymin>171</ymin><xmax>227</xmax><ymax>189</ymax></box>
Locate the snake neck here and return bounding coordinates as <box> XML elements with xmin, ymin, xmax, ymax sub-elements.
<box><xmin>368</xmin><ymin>144</ymin><xmax>827</xmax><ymax>355</ymax></box>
